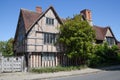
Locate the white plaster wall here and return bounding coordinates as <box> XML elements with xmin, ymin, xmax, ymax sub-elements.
<box><xmin>106</xmin><ymin>29</ymin><xmax>113</xmax><ymax>37</ymax></box>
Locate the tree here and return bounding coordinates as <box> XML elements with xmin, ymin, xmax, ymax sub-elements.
<box><xmin>89</xmin><ymin>43</ymin><xmax>120</xmax><ymax>67</ymax></box>
<box><xmin>58</xmin><ymin>14</ymin><xmax>95</xmax><ymax>65</ymax></box>
<box><xmin>0</xmin><ymin>38</ymin><xmax>14</xmax><ymax>56</ymax></box>
<box><xmin>5</xmin><ymin>38</ymin><xmax>14</xmax><ymax>56</ymax></box>
<box><xmin>0</xmin><ymin>41</ymin><xmax>7</xmax><ymax>55</ymax></box>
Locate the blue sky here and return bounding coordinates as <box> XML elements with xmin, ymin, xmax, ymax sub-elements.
<box><xmin>0</xmin><ymin>0</ymin><xmax>120</xmax><ymax>41</ymax></box>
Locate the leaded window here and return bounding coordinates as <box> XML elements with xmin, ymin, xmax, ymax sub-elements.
<box><xmin>42</xmin><ymin>53</ymin><xmax>55</xmax><ymax>61</ymax></box>
<box><xmin>46</xmin><ymin>17</ymin><xmax>54</xmax><ymax>25</ymax></box>
<box><xmin>106</xmin><ymin>37</ymin><xmax>115</xmax><ymax>46</ymax></box>
<box><xmin>44</xmin><ymin>33</ymin><xmax>56</xmax><ymax>44</ymax></box>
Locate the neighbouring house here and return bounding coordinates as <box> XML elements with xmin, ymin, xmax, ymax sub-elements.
<box><xmin>117</xmin><ymin>41</ymin><xmax>120</xmax><ymax>49</ymax></box>
<box><xmin>14</xmin><ymin>6</ymin><xmax>119</xmax><ymax>70</ymax></box>
<box><xmin>93</xmin><ymin>25</ymin><xmax>117</xmax><ymax>46</ymax></box>
<box><xmin>80</xmin><ymin>9</ymin><xmax>117</xmax><ymax>46</ymax></box>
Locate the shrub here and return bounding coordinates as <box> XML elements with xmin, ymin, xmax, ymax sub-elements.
<box><xmin>89</xmin><ymin>43</ymin><xmax>120</xmax><ymax>67</ymax></box>
<box><xmin>30</xmin><ymin>65</ymin><xmax>87</xmax><ymax>73</ymax></box>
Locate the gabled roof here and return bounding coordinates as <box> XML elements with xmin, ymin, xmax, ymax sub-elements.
<box><xmin>14</xmin><ymin>9</ymin><xmax>41</xmax><ymax>41</ymax></box>
<box><xmin>21</xmin><ymin>9</ymin><xmax>41</xmax><ymax>31</ymax></box>
<box><xmin>22</xmin><ymin>6</ymin><xmax>63</xmax><ymax>34</ymax></box>
<box><xmin>93</xmin><ymin>25</ymin><xmax>108</xmax><ymax>40</ymax></box>
<box><xmin>93</xmin><ymin>25</ymin><xmax>116</xmax><ymax>42</ymax></box>
<box><xmin>14</xmin><ymin>6</ymin><xmax>63</xmax><ymax>41</ymax></box>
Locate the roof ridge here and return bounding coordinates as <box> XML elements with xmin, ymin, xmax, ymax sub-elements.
<box><xmin>21</xmin><ymin>8</ymin><xmax>41</xmax><ymax>14</ymax></box>
<box><xmin>94</xmin><ymin>25</ymin><xmax>108</xmax><ymax>29</ymax></box>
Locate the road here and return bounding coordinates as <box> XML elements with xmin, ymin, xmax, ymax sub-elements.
<box><xmin>0</xmin><ymin>66</ymin><xmax>120</xmax><ymax>80</ymax></box>
<box><xmin>50</xmin><ymin>69</ymin><xmax>120</xmax><ymax>80</ymax></box>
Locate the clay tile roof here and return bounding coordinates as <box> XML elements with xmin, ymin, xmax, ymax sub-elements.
<box><xmin>93</xmin><ymin>25</ymin><xmax>108</xmax><ymax>40</ymax></box>
<box><xmin>21</xmin><ymin>9</ymin><xmax>42</xmax><ymax>31</ymax></box>
<box><xmin>20</xmin><ymin>6</ymin><xmax>63</xmax><ymax>34</ymax></box>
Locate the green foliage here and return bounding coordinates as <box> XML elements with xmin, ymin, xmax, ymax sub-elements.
<box><xmin>59</xmin><ymin>14</ymin><xmax>95</xmax><ymax>63</ymax></box>
<box><xmin>0</xmin><ymin>38</ymin><xmax>14</xmax><ymax>56</ymax></box>
<box><xmin>58</xmin><ymin>14</ymin><xmax>119</xmax><ymax>67</ymax></box>
<box><xmin>0</xmin><ymin>41</ymin><xmax>7</xmax><ymax>55</ymax></box>
<box><xmin>89</xmin><ymin>43</ymin><xmax>120</xmax><ymax>67</ymax></box>
<box><xmin>117</xmin><ymin>53</ymin><xmax>120</xmax><ymax>61</ymax></box>
<box><xmin>31</xmin><ymin>65</ymin><xmax>87</xmax><ymax>73</ymax></box>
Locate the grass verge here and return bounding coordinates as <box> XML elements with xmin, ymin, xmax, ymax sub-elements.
<box><xmin>30</xmin><ymin>65</ymin><xmax>87</xmax><ymax>73</ymax></box>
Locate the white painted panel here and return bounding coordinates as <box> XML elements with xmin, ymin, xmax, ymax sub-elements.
<box><xmin>33</xmin><ymin>55</ymin><xmax>35</xmax><ymax>68</ymax></box>
<box><xmin>42</xmin><ymin>61</ymin><xmax>44</xmax><ymax>67</ymax></box>
<box><xmin>48</xmin><ymin>45</ymin><xmax>51</xmax><ymax>51</ymax></box>
<box><xmin>36</xmin><ymin>33</ymin><xmax>43</xmax><ymax>38</ymax></box>
<box><xmin>27</xmin><ymin>46</ymin><xmax>35</xmax><ymax>51</ymax></box>
<box><xmin>28</xmin><ymin>31</ymin><xmax>35</xmax><ymax>37</ymax></box>
<box><xmin>36</xmin><ymin>39</ymin><xmax>43</xmax><ymax>45</ymax></box>
<box><xmin>45</xmin><ymin>9</ymin><xmax>56</xmax><ymax>18</ymax></box>
<box><xmin>30</xmin><ymin>55</ymin><xmax>32</xmax><ymax>68</ymax></box>
<box><xmin>44</xmin><ymin>61</ymin><xmax>47</xmax><ymax>67</ymax></box>
<box><xmin>34</xmin><ymin>25</ymin><xmax>38</xmax><ymax>31</ymax></box>
<box><xmin>27</xmin><ymin>39</ymin><xmax>35</xmax><ymax>44</ymax></box>
<box><xmin>106</xmin><ymin>29</ymin><xmax>113</xmax><ymax>37</ymax></box>
<box><xmin>56</xmin><ymin>54</ymin><xmax>57</xmax><ymax>66</ymax></box>
<box><xmin>36</xmin><ymin>46</ymin><xmax>42</xmax><ymax>52</ymax></box>
<box><xmin>39</xmin><ymin>55</ymin><xmax>41</xmax><ymax>67</ymax></box>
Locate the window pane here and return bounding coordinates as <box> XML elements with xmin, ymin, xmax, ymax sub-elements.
<box><xmin>52</xmin><ymin>19</ymin><xmax>54</xmax><ymax>25</ymax></box>
<box><xmin>46</xmin><ymin>17</ymin><xmax>54</xmax><ymax>25</ymax></box>
<box><xmin>46</xmin><ymin>18</ymin><xmax>48</xmax><ymax>24</ymax></box>
<box><xmin>42</xmin><ymin>54</ymin><xmax>45</xmax><ymax>61</ymax></box>
<box><xmin>47</xmin><ymin>34</ymin><xmax>49</xmax><ymax>43</ymax></box>
<box><xmin>53</xmin><ymin>34</ymin><xmax>56</xmax><ymax>44</ymax></box>
<box><xmin>44</xmin><ymin>33</ymin><xmax>56</xmax><ymax>44</ymax></box>
<box><xmin>51</xmin><ymin>53</ymin><xmax>54</xmax><ymax>61</ymax></box>
<box><xmin>50</xmin><ymin>34</ymin><xmax>52</xmax><ymax>44</ymax></box>
<box><xmin>106</xmin><ymin>37</ymin><xmax>114</xmax><ymax>46</ymax></box>
<box><xmin>49</xmin><ymin>33</ymin><xmax>51</xmax><ymax>44</ymax></box>
<box><xmin>49</xmin><ymin>53</ymin><xmax>51</xmax><ymax>60</ymax></box>
<box><xmin>44</xmin><ymin>33</ymin><xmax>46</xmax><ymax>44</ymax></box>
<box><xmin>46</xmin><ymin>53</ymin><xmax>49</xmax><ymax>61</ymax></box>
<box><xmin>42</xmin><ymin>53</ymin><xmax>55</xmax><ymax>61</ymax></box>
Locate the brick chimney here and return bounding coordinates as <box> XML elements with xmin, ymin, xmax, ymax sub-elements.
<box><xmin>80</xmin><ymin>9</ymin><xmax>93</xmax><ymax>26</ymax></box>
<box><xmin>36</xmin><ymin>6</ymin><xmax>42</xmax><ymax>14</ymax></box>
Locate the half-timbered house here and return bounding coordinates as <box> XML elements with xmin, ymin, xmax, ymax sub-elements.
<box><xmin>14</xmin><ymin>6</ymin><xmax>119</xmax><ymax>70</ymax></box>
<box><xmin>14</xmin><ymin>6</ymin><xmax>64</xmax><ymax>70</ymax></box>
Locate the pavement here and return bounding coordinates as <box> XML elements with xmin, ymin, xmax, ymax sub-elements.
<box><xmin>0</xmin><ymin>65</ymin><xmax>120</xmax><ymax>80</ymax></box>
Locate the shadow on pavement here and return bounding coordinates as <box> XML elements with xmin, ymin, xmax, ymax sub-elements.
<box><xmin>91</xmin><ymin>65</ymin><xmax>120</xmax><ymax>71</ymax></box>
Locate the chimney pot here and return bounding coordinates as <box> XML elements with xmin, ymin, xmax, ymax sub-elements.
<box><xmin>80</xmin><ymin>9</ymin><xmax>93</xmax><ymax>26</ymax></box>
<box><xmin>36</xmin><ymin>6</ymin><xmax>42</xmax><ymax>14</ymax></box>
<box><xmin>80</xmin><ymin>9</ymin><xmax>92</xmax><ymax>21</ymax></box>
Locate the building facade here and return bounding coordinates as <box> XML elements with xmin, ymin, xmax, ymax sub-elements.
<box><xmin>14</xmin><ymin>6</ymin><xmax>118</xmax><ymax>70</ymax></box>
<box><xmin>14</xmin><ymin>6</ymin><xmax>64</xmax><ymax>69</ymax></box>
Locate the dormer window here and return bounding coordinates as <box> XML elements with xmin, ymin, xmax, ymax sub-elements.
<box><xmin>106</xmin><ymin>37</ymin><xmax>115</xmax><ymax>46</ymax></box>
<box><xmin>46</xmin><ymin>17</ymin><xmax>54</xmax><ymax>25</ymax></box>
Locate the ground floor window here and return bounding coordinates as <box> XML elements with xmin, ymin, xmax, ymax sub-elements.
<box><xmin>42</xmin><ymin>53</ymin><xmax>55</xmax><ymax>61</ymax></box>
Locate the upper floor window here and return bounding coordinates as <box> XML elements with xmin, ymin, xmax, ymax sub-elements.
<box><xmin>46</xmin><ymin>17</ymin><xmax>54</xmax><ymax>25</ymax></box>
<box><xmin>44</xmin><ymin>33</ymin><xmax>56</xmax><ymax>44</ymax></box>
<box><xmin>106</xmin><ymin>37</ymin><xmax>115</xmax><ymax>46</ymax></box>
